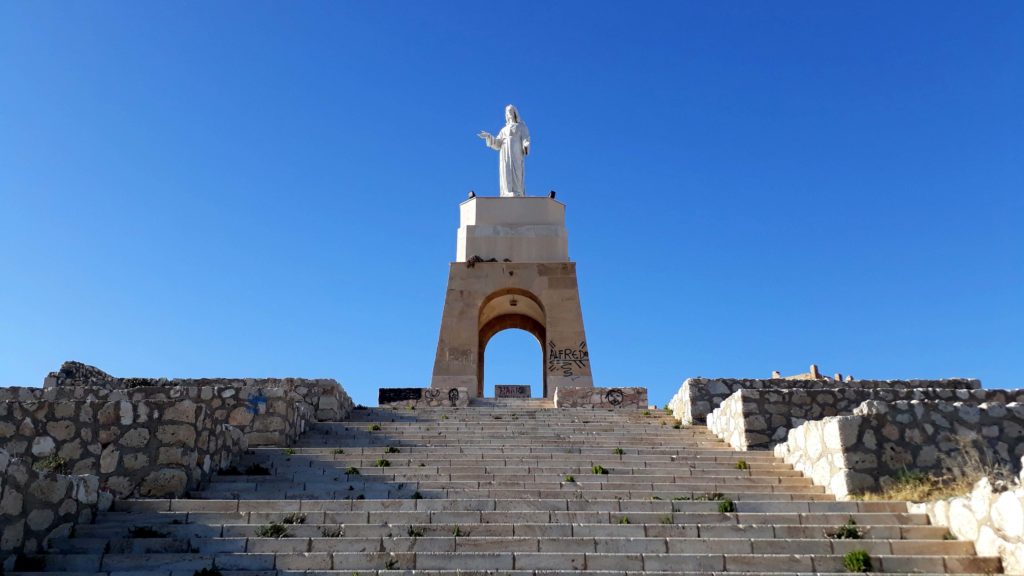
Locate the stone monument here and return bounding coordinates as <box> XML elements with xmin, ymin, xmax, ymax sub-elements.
<box><xmin>430</xmin><ymin>108</ymin><xmax>593</xmax><ymax>398</ymax></box>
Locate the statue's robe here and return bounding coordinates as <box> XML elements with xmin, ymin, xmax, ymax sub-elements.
<box><xmin>486</xmin><ymin>121</ymin><xmax>530</xmax><ymax>197</ymax></box>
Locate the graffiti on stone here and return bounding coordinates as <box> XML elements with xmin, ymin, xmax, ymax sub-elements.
<box><xmin>604</xmin><ymin>388</ymin><xmax>624</xmax><ymax>406</ymax></box>
<box><xmin>547</xmin><ymin>340</ymin><xmax>589</xmax><ymax>377</ymax></box>
<box><xmin>379</xmin><ymin>388</ymin><xmax>424</xmax><ymax>404</ymax></box>
<box><xmin>424</xmin><ymin>388</ymin><xmax>441</xmax><ymax>401</ymax></box>
<box><xmin>246</xmin><ymin>392</ymin><xmax>268</xmax><ymax>415</ymax></box>
<box><xmin>443</xmin><ymin>347</ymin><xmax>474</xmax><ymax>367</ymax></box>
<box><xmin>448</xmin><ymin>388</ymin><xmax>460</xmax><ymax>407</ymax></box>
<box><xmin>495</xmin><ymin>385</ymin><xmax>531</xmax><ymax>398</ymax></box>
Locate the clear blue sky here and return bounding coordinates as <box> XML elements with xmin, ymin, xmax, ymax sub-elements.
<box><xmin>2</xmin><ymin>2</ymin><xmax>1021</xmax><ymax>406</ymax></box>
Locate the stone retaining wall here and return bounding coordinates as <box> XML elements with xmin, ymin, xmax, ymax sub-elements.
<box><xmin>43</xmin><ymin>361</ymin><xmax>354</xmax><ymax>422</ymax></box>
<box><xmin>775</xmin><ymin>399</ymin><xmax>1024</xmax><ymax>498</ymax></box>
<box><xmin>378</xmin><ymin>388</ymin><xmax>470</xmax><ymax>408</ymax></box>
<box><xmin>669</xmin><ymin>377</ymin><xmax>980</xmax><ymax>425</ymax></box>
<box><xmin>909</xmin><ymin>468</ymin><xmax>1024</xmax><ymax>575</ymax></box>
<box><xmin>0</xmin><ymin>385</ymin><xmax>315</xmax><ymax>447</ymax></box>
<box><xmin>709</xmin><ymin>387</ymin><xmax>1024</xmax><ymax>451</ymax></box>
<box><xmin>0</xmin><ymin>398</ymin><xmax>245</xmax><ymax>499</ymax></box>
<box><xmin>0</xmin><ymin>448</ymin><xmax>111</xmax><ymax>561</ymax></box>
<box><xmin>553</xmin><ymin>387</ymin><xmax>647</xmax><ymax>409</ymax></box>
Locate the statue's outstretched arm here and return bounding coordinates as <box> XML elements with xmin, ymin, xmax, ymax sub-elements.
<box><xmin>477</xmin><ymin>131</ymin><xmax>503</xmax><ymax>151</ymax></box>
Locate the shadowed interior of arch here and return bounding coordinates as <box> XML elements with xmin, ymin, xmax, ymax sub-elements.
<box><xmin>482</xmin><ymin>328</ymin><xmax>544</xmax><ymax>398</ymax></box>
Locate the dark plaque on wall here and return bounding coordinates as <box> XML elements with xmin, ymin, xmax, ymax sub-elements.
<box><xmin>379</xmin><ymin>388</ymin><xmax>423</xmax><ymax>404</ymax></box>
<box><xmin>494</xmin><ymin>385</ymin><xmax>531</xmax><ymax>399</ymax></box>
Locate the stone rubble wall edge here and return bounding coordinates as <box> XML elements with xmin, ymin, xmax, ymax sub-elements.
<box><xmin>0</xmin><ymin>447</ymin><xmax>112</xmax><ymax>563</ymax></box>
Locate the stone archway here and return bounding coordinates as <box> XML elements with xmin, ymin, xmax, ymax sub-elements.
<box><xmin>430</xmin><ymin>259</ymin><xmax>593</xmax><ymax>399</ymax></box>
<box><xmin>477</xmin><ymin>289</ymin><xmax>546</xmax><ymax>397</ymax></box>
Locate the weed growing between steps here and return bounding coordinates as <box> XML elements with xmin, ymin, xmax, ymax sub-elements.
<box><xmin>407</xmin><ymin>526</ymin><xmax>424</xmax><ymax>537</ymax></box>
<box><xmin>255</xmin><ymin>523</ymin><xmax>291</xmax><ymax>538</ymax></box>
<box><xmin>617</xmin><ymin>516</ymin><xmax>630</xmax><ymax>524</ymax></box>
<box><xmin>659</xmin><ymin>515</ymin><xmax>673</xmax><ymax>524</ymax></box>
<box><xmin>412</xmin><ymin>491</ymin><xmax>423</xmax><ymax>499</ymax></box>
<box><xmin>332</xmin><ymin>448</ymin><xmax>345</xmax><ymax>455</ymax></box>
<box><xmin>384</xmin><ymin>446</ymin><xmax>401</xmax><ymax>453</ymax></box>
<box><xmin>345</xmin><ymin>466</ymin><xmax>360</xmax><ymax>475</ymax></box>
<box><xmin>376</xmin><ymin>458</ymin><xmax>391</xmax><ymax>467</ymax></box>
<box><xmin>735</xmin><ymin>459</ymin><xmax>749</xmax><ymax>470</ymax></box>
<box><xmin>673</xmin><ymin>492</ymin><xmax>725</xmax><ymax>502</ymax></box>
<box><xmin>321</xmin><ymin>526</ymin><xmax>343</xmax><ymax>537</ymax></box>
<box><xmin>283</xmin><ymin>447</ymin><xmax>296</xmax><ymax>456</ymax></box>
<box><xmin>591</xmin><ymin>465</ymin><xmax>608</xmax><ymax>475</ymax></box>
<box><xmin>282</xmin><ymin>513</ymin><xmax>306</xmax><ymax>525</ymax></box>
<box><xmin>368</xmin><ymin>424</ymin><xmax>381</xmax><ymax>431</ymax></box>
<box><xmin>717</xmin><ymin>499</ymin><xmax>735</xmax><ymax>513</ymax></box>
<box><xmin>826</xmin><ymin>517</ymin><xmax>864</xmax><ymax>539</ymax></box>
<box><xmin>613</xmin><ymin>447</ymin><xmax>624</xmax><ymax>455</ymax></box>
<box><xmin>842</xmin><ymin>550</ymin><xmax>872</xmax><ymax>572</ymax></box>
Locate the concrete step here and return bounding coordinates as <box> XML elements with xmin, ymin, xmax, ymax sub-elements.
<box><xmin>2</xmin><ymin>565</ymin><xmax>1007</xmax><ymax>569</ymax></box>
<box><xmin>72</xmin><ymin>521</ymin><xmax>955</xmax><ymax>541</ymax></box>
<box><xmin>32</xmin><ymin>551</ymin><xmax>1001</xmax><ymax>573</ymax></box>
<box><xmin>93</xmin><ymin>510</ymin><xmax>933</xmax><ymax>527</ymax></box>
<box><xmin>47</xmin><ymin>536</ymin><xmax>977</xmax><ymax>556</ymax></box>
<box><xmin>113</xmin><ymin>498</ymin><xmax>909</xmax><ymax>514</ymax></box>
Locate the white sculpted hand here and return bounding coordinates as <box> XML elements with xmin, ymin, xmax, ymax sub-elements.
<box><xmin>477</xmin><ymin>131</ymin><xmax>493</xmax><ymax>140</ymax></box>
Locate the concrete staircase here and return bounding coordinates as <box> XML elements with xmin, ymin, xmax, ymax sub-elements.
<box><xmin>23</xmin><ymin>403</ymin><xmax>1001</xmax><ymax>575</ymax></box>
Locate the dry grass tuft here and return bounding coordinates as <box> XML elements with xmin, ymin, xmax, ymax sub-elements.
<box><xmin>853</xmin><ymin>472</ymin><xmax>976</xmax><ymax>502</ymax></box>
<box><xmin>854</xmin><ymin>433</ymin><xmax>1013</xmax><ymax>503</ymax></box>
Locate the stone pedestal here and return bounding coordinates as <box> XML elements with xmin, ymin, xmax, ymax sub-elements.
<box><xmin>456</xmin><ymin>196</ymin><xmax>568</xmax><ymax>263</ymax></box>
<box><xmin>431</xmin><ymin>196</ymin><xmax>593</xmax><ymax>399</ymax></box>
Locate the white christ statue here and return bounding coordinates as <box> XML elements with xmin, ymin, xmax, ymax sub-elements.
<box><xmin>478</xmin><ymin>104</ymin><xmax>530</xmax><ymax>197</ymax></box>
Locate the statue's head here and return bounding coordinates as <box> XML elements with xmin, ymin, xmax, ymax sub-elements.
<box><xmin>505</xmin><ymin>104</ymin><xmax>520</xmax><ymax>125</ymax></box>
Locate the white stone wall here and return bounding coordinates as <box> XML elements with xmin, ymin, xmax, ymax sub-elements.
<box><xmin>709</xmin><ymin>387</ymin><xmax>1024</xmax><ymax>451</ymax></box>
<box><xmin>910</xmin><ymin>467</ymin><xmax>1024</xmax><ymax>574</ymax></box>
<box><xmin>668</xmin><ymin>377</ymin><xmax>980</xmax><ymax>425</ymax></box>
<box><xmin>776</xmin><ymin>399</ymin><xmax>1024</xmax><ymax>499</ymax></box>
<box><xmin>706</xmin><ymin>391</ymin><xmax>751</xmax><ymax>450</ymax></box>
<box><xmin>774</xmin><ymin>413</ymin><xmax>866</xmax><ymax>498</ymax></box>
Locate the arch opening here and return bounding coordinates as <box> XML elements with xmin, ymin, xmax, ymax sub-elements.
<box><xmin>477</xmin><ymin>289</ymin><xmax>547</xmax><ymax>398</ymax></box>
<box><xmin>481</xmin><ymin>329</ymin><xmax>544</xmax><ymax>398</ymax></box>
